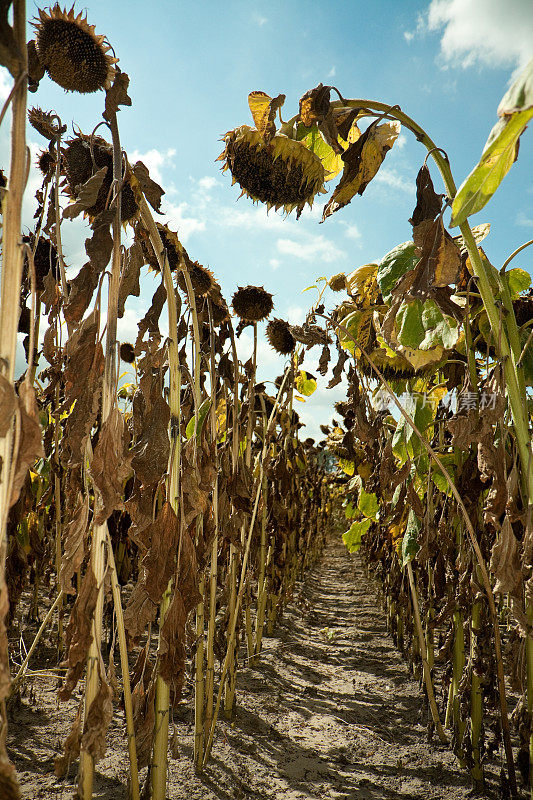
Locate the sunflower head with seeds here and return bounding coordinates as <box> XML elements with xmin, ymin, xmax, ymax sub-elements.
<box><xmin>218</xmin><ymin>91</ymin><xmax>326</xmax><ymax>218</ymax></box>
<box><xmin>34</xmin><ymin>5</ymin><xmax>117</xmax><ymax>94</ymax></box>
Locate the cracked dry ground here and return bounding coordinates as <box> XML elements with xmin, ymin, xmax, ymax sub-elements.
<box><xmin>10</xmin><ymin>537</ymin><xmax>494</xmax><ymax>800</ymax></box>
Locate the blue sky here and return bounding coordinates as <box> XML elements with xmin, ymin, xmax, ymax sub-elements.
<box><xmin>1</xmin><ymin>0</ymin><xmax>532</xmax><ymax>439</ymax></box>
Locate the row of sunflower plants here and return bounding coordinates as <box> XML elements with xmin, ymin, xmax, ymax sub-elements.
<box><xmin>210</xmin><ymin>56</ymin><xmax>532</xmax><ymax>797</ymax></box>
<box><xmin>0</xmin><ymin>3</ymin><xmax>333</xmax><ymax>799</ymax></box>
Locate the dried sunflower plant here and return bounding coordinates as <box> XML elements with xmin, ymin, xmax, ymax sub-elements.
<box><xmin>0</xmin><ymin>4</ymin><xmax>332</xmax><ymax>800</ymax></box>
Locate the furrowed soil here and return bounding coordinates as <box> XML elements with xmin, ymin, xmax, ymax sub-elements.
<box><xmin>8</xmin><ymin>538</ymin><xmax>504</xmax><ymax>799</ymax></box>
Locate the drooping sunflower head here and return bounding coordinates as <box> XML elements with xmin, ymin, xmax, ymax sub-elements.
<box><xmin>28</xmin><ymin>106</ymin><xmax>63</xmax><ymax>140</ymax></box>
<box><xmin>34</xmin><ymin>5</ymin><xmax>117</xmax><ymax>94</ymax></box>
<box><xmin>231</xmin><ymin>285</ymin><xmax>274</xmax><ymax>322</ymax></box>
<box><xmin>37</xmin><ymin>147</ymin><xmax>56</xmax><ymax>176</ymax></box>
<box><xmin>218</xmin><ymin>126</ymin><xmax>326</xmax><ymax>218</ymax></box>
<box><xmin>120</xmin><ymin>342</ymin><xmax>135</xmax><ymax>363</ymax></box>
<box><xmin>266</xmin><ymin>318</ymin><xmax>295</xmax><ymax>355</ymax></box>
<box><xmin>329</xmin><ymin>272</ymin><xmax>347</xmax><ymax>292</ymax></box>
<box><xmin>177</xmin><ymin>261</ymin><xmax>217</xmax><ymax>298</ymax></box>
<box><xmin>62</xmin><ymin>132</ymin><xmax>138</xmax><ymax>222</ymax></box>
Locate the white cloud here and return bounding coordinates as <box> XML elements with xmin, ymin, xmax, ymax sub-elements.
<box><xmin>253</xmin><ymin>13</ymin><xmax>268</xmax><ymax>26</ymax></box>
<box><xmin>164</xmin><ymin>200</ymin><xmax>205</xmax><ymax>243</ymax></box>
<box><xmin>277</xmin><ymin>235</ymin><xmax>345</xmax><ymax>263</ymax></box>
<box><xmin>286</xmin><ymin>305</ymin><xmax>306</xmax><ymax>325</ymax></box>
<box><xmin>0</xmin><ymin>67</ymin><xmax>11</xmax><ymax>102</ymax></box>
<box><xmin>396</xmin><ymin>134</ymin><xmax>407</xmax><ymax>149</ymax></box>
<box><xmin>327</xmin><ymin>66</ymin><xmax>336</xmax><ymax>78</ymax></box>
<box><xmin>425</xmin><ymin>0</ymin><xmax>533</xmax><ymax>70</ymax></box>
<box><xmin>197</xmin><ymin>176</ymin><xmax>219</xmax><ymax>191</ymax></box>
<box><xmin>343</xmin><ymin>223</ymin><xmax>362</xmax><ymax>240</ymax></box>
<box><xmin>128</xmin><ymin>147</ymin><xmax>176</xmax><ymax>185</ymax></box>
<box><xmin>270</xmin><ymin>258</ymin><xmax>280</xmax><ymax>270</ymax></box>
<box><xmin>404</xmin><ymin>30</ymin><xmax>415</xmax><ymax>43</ymax></box>
<box><xmin>373</xmin><ymin>167</ymin><xmax>415</xmax><ymax>195</ymax></box>
<box><xmin>516</xmin><ymin>211</ymin><xmax>533</xmax><ymax>228</ymax></box>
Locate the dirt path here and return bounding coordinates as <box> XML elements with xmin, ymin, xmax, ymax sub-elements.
<box><xmin>166</xmin><ymin>537</ymin><xmax>474</xmax><ymax>800</ymax></box>
<box><xmin>9</xmin><ymin>537</ymin><xmax>484</xmax><ymax>799</ymax></box>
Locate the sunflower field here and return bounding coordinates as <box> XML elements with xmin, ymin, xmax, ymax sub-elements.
<box><xmin>0</xmin><ymin>2</ymin><xmax>533</xmax><ymax>799</ymax></box>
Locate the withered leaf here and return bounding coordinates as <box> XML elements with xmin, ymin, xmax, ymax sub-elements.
<box><xmin>0</xmin><ymin>5</ymin><xmax>22</xmax><ymax>77</ymax></box>
<box><xmin>327</xmin><ymin>347</ymin><xmax>348</xmax><ymax>389</ymax></box>
<box><xmin>248</xmin><ymin>90</ymin><xmax>285</xmax><ymax>142</ymax></box>
<box><xmin>133</xmin><ymin>161</ymin><xmax>165</xmax><ymax>213</ymax></box>
<box><xmin>118</xmin><ymin>243</ymin><xmax>142</xmax><ymax>318</ymax></box>
<box><xmin>318</xmin><ymin>344</ymin><xmax>330</xmax><ymax>376</ymax></box>
<box><xmin>131</xmin><ymin>394</ymin><xmax>170</xmax><ymax>487</ymax></box>
<box><xmin>322</xmin><ymin>120</ymin><xmax>400</xmax><ymax>221</ymax></box>
<box><xmin>59</xmin><ymin>567</ymin><xmax>99</xmax><ymax>700</ymax></box>
<box><xmin>159</xmin><ymin>589</ymin><xmax>187</xmax><ymax>692</ymax></box>
<box><xmin>132</xmin><ymin>678</ymin><xmax>155</xmax><ymax>768</ymax></box>
<box><xmin>103</xmin><ymin>69</ymin><xmax>132</xmax><ymax>122</ymax></box>
<box><xmin>0</xmin><ymin>375</ymin><xmax>16</xmax><ymax>437</ymax></box>
<box><xmin>9</xmin><ymin>384</ymin><xmax>43</xmax><ymax>508</ymax></box>
<box><xmin>81</xmin><ymin>665</ymin><xmax>113</xmax><ymax>764</ymax></box>
<box><xmin>91</xmin><ymin>406</ymin><xmax>133</xmax><ymax>524</ymax></box>
<box><xmin>490</xmin><ymin>515</ymin><xmax>522</xmax><ymax>598</ymax></box>
<box><xmin>54</xmin><ymin>704</ymin><xmax>82</xmax><ymax>778</ymax></box>
<box><xmin>134</xmin><ymin>280</ymin><xmax>167</xmax><ymax>348</ymax></box>
<box><xmin>63</xmin><ymin>167</ymin><xmax>108</xmax><ymax>220</ymax></box>
<box><xmin>59</xmin><ymin>492</ymin><xmax>89</xmax><ymax>593</ymax></box>
<box><xmin>290</xmin><ymin>323</ymin><xmax>330</xmax><ymax>347</ymax></box>
<box><xmin>412</xmin><ymin>216</ymin><xmax>461</xmax><ymax>290</ymax></box>
<box><xmin>0</xmin><ymin>572</ymin><xmax>10</xmax><ymax>701</ymax></box>
<box><xmin>85</xmin><ymin>210</ymin><xmax>114</xmax><ymax>272</ymax></box>
<box><xmin>27</xmin><ymin>39</ymin><xmax>44</xmax><ymax>92</ymax></box>
<box><xmin>299</xmin><ymin>83</ymin><xmax>343</xmax><ymax>155</ymax></box>
<box><xmin>41</xmin><ymin>269</ymin><xmax>60</xmax><ymax>315</ymax></box>
<box><xmin>64</xmin><ymin>262</ymin><xmax>99</xmax><ymax>325</ymax></box>
<box><xmin>409</xmin><ymin>164</ymin><xmax>443</xmax><ymax>227</ymax></box>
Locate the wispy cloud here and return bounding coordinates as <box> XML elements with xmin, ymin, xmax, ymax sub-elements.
<box><xmin>516</xmin><ymin>211</ymin><xmax>533</xmax><ymax>228</ymax></box>
<box><xmin>277</xmin><ymin>234</ymin><xmax>345</xmax><ymax>263</ymax></box>
<box><xmin>343</xmin><ymin>223</ymin><xmax>362</xmax><ymax>241</ymax></box>
<box><xmin>327</xmin><ymin>66</ymin><xmax>336</xmax><ymax>78</ymax></box>
<box><xmin>373</xmin><ymin>167</ymin><xmax>415</xmax><ymax>195</ymax></box>
<box><xmin>253</xmin><ymin>13</ymin><xmax>268</xmax><ymax>26</ymax></box>
<box><xmin>128</xmin><ymin>147</ymin><xmax>176</xmax><ymax>185</ymax></box>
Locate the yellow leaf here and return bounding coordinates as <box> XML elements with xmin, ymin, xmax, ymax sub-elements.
<box><xmin>248</xmin><ymin>90</ymin><xmax>285</xmax><ymax>142</ymax></box>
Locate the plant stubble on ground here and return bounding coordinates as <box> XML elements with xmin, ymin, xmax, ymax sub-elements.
<box><xmin>9</xmin><ymin>537</ymin><xmax>486</xmax><ymax>800</ymax></box>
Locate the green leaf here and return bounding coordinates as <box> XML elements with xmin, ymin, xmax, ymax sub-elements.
<box><xmin>338</xmin><ymin>458</ymin><xmax>355</xmax><ymax>476</ymax></box>
<box><xmin>295</xmin><ymin>369</ymin><xmax>317</xmax><ymax>397</ymax></box>
<box><xmin>377</xmin><ymin>241</ymin><xmax>418</xmax><ymax>303</ymax></box>
<box><xmin>342</xmin><ymin>518</ymin><xmax>372</xmax><ymax>553</ymax></box>
<box><xmin>392</xmin><ymin>393</ymin><xmax>435</xmax><ymax>465</ymax></box>
<box><xmin>296</xmin><ymin>122</ymin><xmax>343</xmax><ymax>181</ymax></box>
<box><xmin>186</xmin><ymin>398</ymin><xmax>211</xmax><ymax>443</ymax></box>
<box><xmin>401</xmin><ymin>509</ymin><xmax>421</xmax><ymax>567</ymax></box>
<box><xmin>358</xmin><ymin>488</ymin><xmax>379</xmax><ymax>520</ymax></box>
<box><xmin>430</xmin><ymin>453</ymin><xmax>456</xmax><ymax>496</ymax></box>
<box><xmin>396</xmin><ymin>299</ymin><xmax>425</xmax><ymax>349</ymax></box>
<box><xmin>451</xmin><ymin>106</ymin><xmax>533</xmax><ymax>227</ymax></box>
<box><xmin>504</xmin><ymin>268</ymin><xmax>531</xmax><ymax>299</ymax></box>
<box><xmin>497</xmin><ymin>56</ymin><xmax>533</xmax><ymax>115</ymax></box>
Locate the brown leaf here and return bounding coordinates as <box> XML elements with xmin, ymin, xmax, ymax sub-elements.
<box><xmin>59</xmin><ymin>492</ymin><xmax>89</xmax><ymax>593</ymax></box>
<box><xmin>490</xmin><ymin>515</ymin><xmax>522</xmax><ymax>598</ymax></box>
<box><xmin>412</xmin><ymin>216</ymin><xmax>461</xmax><ymax>290</ymax></box>
<box><xmin>91</xmin><ymin>407</ymin><xmax>132</xmax><ymax>524</ymax></box>
<box><xmin>0</xmin><ymin>375</ymin><xmax>16</xmax><ymax>437</ymax></box>
<box><xmin>327</xmin><ymin>347</ymin><xmax>348</xmax><ymax>389</ymax></box>
<box><xmin>81</xmin><ymin>665</ymin><xmax>113</xmax><ymax>764</ymax></box>
<box><xmin>103</xmin><ymin>69</ymin><xmax>132</xmax><ymax>122</ymax></box>
<box><xmin>118</xmin><ymin>242</ymin><xmax>142</xmax><ymax>318</ymax></box>
<box><xmin>63</xmin><ymin>167</ymin><xmax>108</xmax><ymax>220</ymax></box>
<box><xmin>0</xmin><ymin>753</ymin><xmax>21</xmax><ymax>800</ymax></box>
<box><xmin>54</xmin><ymin>704</ymin><xmax>82</xmax><ymax>778</ymax></box>
<box><xmin>158</xmin><ymin>590</ymin><xmax>187</xmax><ymax>692</ymax></box>
<box><xmin>0</xmin><ymin>571</ymin><xmax>11</xmax><ymax>702</ymax></box>
<box><xmin>131</xmin><ymin>393</ymin><xmax>170</xmax><ymax>487</ymax></box>
<box><xmin>40</xmin><ymin>268</ymin><xmax>60</xmax><ymax>315</ymax></box>
<box><xmin>290</xmin><ymin>323</ymin><xmax>330</xmax><ymax>347</ymax></box>
<box><xmin>85</xmin><ymin>210</ymin><xmax>114</xmax><ymax>272</ymax></box>
<box><xmin>0</xmin><ymin>5</ymin><xmax>22</xmax><ymax>77</ymax></box>
<box><xmin>248</xmin><ymin>90</ymin><xmax>285</xmax><ymax>142</ymax></box>
<box><xmin>124</xmin><ymin>503</ymin><xmax>179</xmax><ymax>644</ymax></box>
<box><xmin>409</xmin><ymin>164</ymin><xmax>442</xmax><ymax>227</ymax></box>
<box><xmin>59</xmin><ymin>567</ymin><xmax>99</xmax><ymax>701</ymax></box>
<box><xmin>299</xmin><ymin>83</ymin><xmax>343</xmax><ymax>154</ymax></box>
<box><xmin>9</xmin><ymin>384</ymin><xmax>43</xmax><ymax>508</ymax></box>
<box><xmin>132</xmin><ymin>161</ymin><xmax>165</xmax><ymax>213</ymax></box>
<box><xmin>27</xmin><ymin>39</ymin><xmax>44</xmax><ymax>92</ymax></box>
<box><xmin>134</xmin><ymin>280</ymin><xmax>167</xmax><ymax>348</ymax></box>
<box><xmin>322</xmin><ymin>120</ymin><xmax>400</xmax><ymax>221</ymax></box>
<box><xmin>64</xmin><ymin>263</ymin><xmax>99</xmax><ymax>325</ymax></box>
<box><xmin>132</xmin><ymin>678</ymin><xmax>155</xmax><ymax>768</ymax></box>
<box><xmin>318</xmin><ymin>344</ymin><xmax>330</xmax><ymax>376</ymax></box>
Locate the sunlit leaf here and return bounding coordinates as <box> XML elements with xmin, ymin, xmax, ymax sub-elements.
<box><xmin>377</xmin><ymin>241</ymin><xmax>418</xmax><ymax>303</ymax></box>
<box><xmin>295</xmin><ymin>369</ymin><xmax>317</xmax><ymax>396</ymax></box>
<box><xmin>185</xmin><ymin>398</ymin><xmax>211</xmax><ymax>444</ymax></box>
<box><xmin>504</xmin><ymin>267</ymin><xmax>531</xmax><ymax>298</ymax></box>
<box><xmin>401</xmin><ymin>509</ymin><xmax>421</xmax><ymax>567</ymax></box>
<box><xmin>296</xmin><ymin>123</ymin><xmax>344</xmax><ymax>181</ymax></box>
<box><xmin>342</xmin><ymin>518</ymin><xmax>372</xmax><ymax>553</ymax></box>
<box><xmin>248</xmin><ymin>90</ymin><xmax>285</xmax><ymax>142</ymax></box>
<box><xmin>338</xmin><ymin>458</ymin><xmax>355</xmax><ymax>476</ymax></box>
<box><xmin>358</xmin><ymin>488</ymin><xmax>379</xmax><ymax>520</ymax></box>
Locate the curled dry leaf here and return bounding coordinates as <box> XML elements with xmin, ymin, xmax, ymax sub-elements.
<box><xmin>299</xmin><ymin>83</ymin><xmax>343</xmax><ymax>155</ymax></box>
<box><xmin>62</xmin><ymin>166</ymin><xmax>108</xmax><ymax>220</ymax></box>
<box><xmin>80</xmin><ymin>664</ymin><xmax>113</xmax><ymax>764</ymax></box>
<box><xmin>59</xmin><ymin>492</ymin><xmax>89</xmax><ymax>593</ymax></box>
<box><xmin>9</xmin><ymin>383</ymin><xmax>44</xmax><ymax>508</ymax></box>
<box><xmin>103</xmin><ymin>69</ymin><xmax>132</xmax><ymax>122</ymax></box>
<box><xmin>0</xmin><ymin>374</ymin><xmax>16</xmax><ymax>437</ymax></box>
<box><xmin>132</xmin><ymin>160</ymin><xmax>165</xmax><ymax>213</ymax></box>
<box><xmin>91</xmin><ymin>406</ymin><xmax>133</xmax><ymax>524</ymax></box>
<box><xmin>327</xmin><ymin>346</ymin><xmax>348</xmax><ymax>389</ymax></box>
<box><xmin>123</xmin><ymin>502</ymin><xmax>180</xmax><ymax>644</ymax></box>
<box><xmin>490</xmin><ymin>515</ymin><xmax>523</xmax><ymax>599</ymax></box>
<box><xmin>318</xmin><ymin>344</ymin><xmax>330</xmax><ymax>376</ymax></box>
<box><xmin>322</xmin><ymin>120</ymin><xmax>400</xmax><ymax>221</ymax></box>
<box><xmin>59</xmin><ymin>567</ymin><xmax>99</xmax><ymax>701</ymax></box>
<box><xmin>409</xmin><ymin>164</ymin><xmax>443</xmax><ymax>228</ymax></box>
<box><xmin>248</xmin><ymin>90</ymin><xmax>285</xmax><ymax>142</ymax></box>
<box><xmin>54</xmin><ymin>703</ymin><xmax>82</xmax><ymax>778</ymax></box>
<box><xmin>118</xmin><ymin>242</ymin><xmax>143</xmax><ymax>318</ymax></box>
